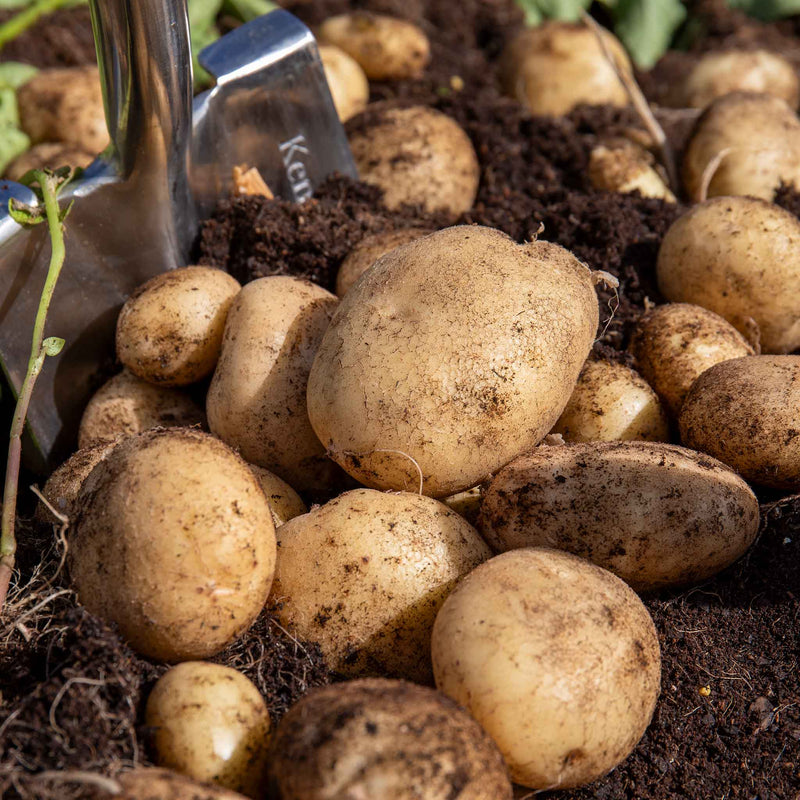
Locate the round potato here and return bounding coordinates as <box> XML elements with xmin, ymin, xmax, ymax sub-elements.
<box><xmin>479</xmin><ymin>442</ymin><xmax>760</xmax><ymax>591</ymax></box>
<box><xmin>319</xmin><ymin>44</ymin><xmax>369</xmax><ymax>122</ymax></box>
<box><xmin>269</xmin><ymin>679</ymin><xmax>512</xmax><ymax>800</ymax></box>
<box><xmin>442</xmin><ymin>485</ymin><xmax>482</xmax><ymax>526</ymax></box>
<box><xmin>111</xmin><ymin>768</ymin><xmax>250</xmax><ymax>799</ymax></box>
<box><xmin>248</xmin><ymin>465</ymin><xmax>307</xmax><ymax>527</ymax></box>
<box><xmin>270</xmin><ymin>488</ymin><xmax>492</xmax><ymax>683</ymax></box>
<box><xmin>432</xmin><ymin>549</ymin><xmax>661</xmax><ymax>789</ymax></box>
<box><xmin>588</xmin><ymin>139</ymin><xmax>675</xmax><ymax>202</ymax></box>
<box><xmin>4</xmin><ymin>141</ymin><xmax>94</xmax><ymax>181</ymax></box>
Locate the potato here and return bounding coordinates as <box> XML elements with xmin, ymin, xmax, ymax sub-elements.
<box><xmin>78</xmin><ymin>370</ymin><xmax>205</xmax><ymax>449</ymax></box>
<box><xmin>347</xmin><ymin>106</ymin><xmax>479</xmax><ymax>214</ymax></box>
<box><xmin>431</xmin><ymin>549</ymin><xmax>661</xmax><ymax>789</ymax></box>
<box><xmin>111</xmin><ymin>768</ymin><xmax>250</xmax><ymax>799</ymax></box>
<box><xmin>500</xmin><ymin>22</ymin><xmax>631</xmax><ymax>116</ymax></box>
<box><xmin>4</xmin><ymin>141</ymin><xmax>94</xmax><ymax>181</ymax></box>
<box><xmin>307</xmin><ymin>226</ymin><xmax>599</xmax><ymax>497</ymax></box>
<box><xmin>657</xmin><ymin>197</ymin><xmax>800</xmax><ymax>354</ymax></box>
<box><xmin>588</xmin><ymin>139</ymin><xmax>675</xmax><ymax>202</ymax></box>
<box><xmin>207</xmin><ymin>276</ymin><xmax>341</xmax><ymax>492</ymax></box>
<box><xmin>679</xmin><ymin>355</ymin><xmax>800</xmax><ymax>489</ymax></box>
<box><xmin>479</xmin><ymin>442</ymin><xmax>760</xmax><ymax>591</ymax></box>
<box><xmin>552</xmin><ymin>359</ymin><xmax>669</xmax><ymax>443</ymax></box>
<box><xmin>116</xmin><ymin>266</ymin><xmax>241</xmax><ymax>387</ymax></box>
<box><xmin>270</xmin><ymin>488</ymin><xmax>491</xmax><ymax>683</ymax></box>
<box><xmin>318</xmin><ymin>44</ymin><xmax>369</xmax><ymax>122</ymax></box>
<box><xmin>269</xmin><ymin>679</ymin><xmax>512</xmax><ymax>800</ymax></box>
<box><xmin>247</xmin><ymin>465</ymin><xmax>307</xmax><ymax>527</ymax></box>
<box><xmin>442</xmin><ymin>485</ymin><xmax>482</xmax><ymax>526</ymax></box>
<box><xmin>683</xmin><ymin>92</ymin><xmax>800</xmax><ymax>201</ymax></box>
<box><xmin>318</xmin><ymin>12</ymin><xmax>430</xmax><ymax>81</ymax></box>
<box><xmin>69</xmin><ymin>428</ymin><xmax>276</xmax><ymax>661</ymax></box>
<box><xmin>629</xmin><ymin>303</ymin><xmax>756</xmax><ymax>417</ymax></box>
<box><xmin>145</xmin><ymin>662</ymin><xmax>271</xmax><ymax>798</ymax></box>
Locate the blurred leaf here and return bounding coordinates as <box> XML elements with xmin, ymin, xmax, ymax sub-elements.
<box><xmin>0</xmin><ymin>61</ymin><xmax>37</xmax><ymax>90</ymax></box>
<box><xmin>612</xmin><ymin>0</ymin><xmax>686</xmax><ymax>68</ymax></box>
<box><xmin>515</xmin><ymin>0</ymin><xmax>591</xmax><ymax>24</ymax></box>
<box><xmin>727</xmin><ymin>0</ymin><xmax>800</xmax><ymax>20</ymax></box>
<box><xmin>42</xmin><ymin>336</ymin><xmax>64</xmax><ymax>356</ymax></box>
<box><xmin>0</xmin><ymin>87</ymin><xmax>29</xmax><ymax>173</ymax></box>
<box><xmin>222</xmin><ymin>0</ymin><xmax>278</xmax><ymax>22</ymax></box>
<box><xmin>187</xmin><ymin>0</ymin><xmax>224</xmax><ymax>88</ymax></box>
<box><xmin>0</xmin><ymin>0</ymin><xmax>34</xmax><ymax>8</ymax></box>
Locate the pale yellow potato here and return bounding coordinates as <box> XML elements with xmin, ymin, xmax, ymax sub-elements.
<box><xmin>270</xmin><ymin>679</ymin><xmax>512</xmax><ymax>800</ymax></box>
<box><xmin>629</xmin><ymin>303</ymin><xmax>756</xmax><ymax>418</ymax></box>
<box><xmin>207</xmin><ymin>276</ymin><xmax>341</xmax><ymax>492</ymax></box>
<box><xmin>112</xmin><ymin>768</ymin><xmax>250</xmax><ymax>799</ymax></box>
<box><xmin>552</xmin><ymin>360</ymin><xmax>669</xmax><ymax>443</ymax></box>
<box><xmin>318</xmin><ymin>12</ymin><xmax>430</xmax><ymax>81</ymax></box>
<box><xmin>442</xmin><ymin>485</ymin><xmax>482</xmax><ymax>526</ymax></box>
<box><xmin>479</xmin><ymin>442</ymin><xmax>760</xmax><ymax>591</ymax></box>
<box><xmin>116</xmin><ymin>266</ymin><xmax>241</xmax><ymax>387</ymax></box>
<box><xmin>679</xmin><ymin>355</ymin><xmax>800</xmax><ymax>489</ymax></box>
<box><xmin>657</xmin><ymin>197</ymin><xmax>800</xmax><ymax>354</ymax></box>
<box><xmin>145</xmin><ymin>662</ymin><xmax>271</xmax><ymax>798</ymax></box>
<box><xmin>69</xmin><ymin>428</ymin><xmax>276</xmax><ymax>662</ymax></box>
<box><xmin>589</xmin><ymin>139</ymin><xmax>675</xmax><ymax>202</ymax></box>
<box><xmin>247</xmin><ymin>464</ymin><xmax>307</xmax><ymax>527</ymax></box>
<box><xmin>4</xmin><ymin>141</ymin><xmax>94</xmax><ymax>181</ymax></box>
<box><xmin>307</xmin><ymin>226</ymin><xmax>599</xmax><ymax>497</ymax></box>
<box><xmin>319</xmin><ymin>44</ymin><xmax>369</xmax><ymax>122</ymax></box>
<box><xmin>270</xmin><ymin>488</ymin><xmax>492</xmax><ymax>683</ymax></box>
<box><xmin>347</xmin><ymin>106</ymin><xmax>479</xmax><ymax>214</ymax></box>
<box><xmin>432</xmin><ymin>549</ymin><xmax>661</xmax><ymax>789</ymax></box>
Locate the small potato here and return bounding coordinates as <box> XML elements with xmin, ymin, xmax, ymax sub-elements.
<box><xmin>589</xmin><ymin>139</ymin><xmax>675</xmax><ymax>202</ymax></box>
<box><xmin>629</xmin><ymin>303</ymin><xmax>756</xmax><ymax>417</ymax></box>
<box><xmin>112</xmin><ymin>768</ymin><xmax>250</xmax><ymax>799</ymax></box>
<box><xmin>116</xmin><ymin>266</ymin><xmax>241</xmax><ymax>387</ymax></box>
<box><xmin>442</xmin><ymin>485</ymin><xmax>482</xmax><ymax>526</ymax></box>
<box><xmin>269</xmin><ymin>679</ymin><xmax>512</xmax><ymax>800</ymax></box>
<box><xmin>145</xmin><ymin>662</ymin><xmax>271</xmax><ymax>797</ymax></box>
<box><xmin>347</xmin><ymin>106</ymin><xmax>479</xmax><ymax>214</ymax></box>
<box><xmin>479</xmin><ymin>442</ymin><xmax>760</xmax><ymax>591</ymax></box>
<box><xmin>318</xmin><ymin>12</ymin><xmax>430</xmax><ymax>81</ymax></box>
<box><xmin>432</xmin><ymin>549</ymin><xmax>661</xmax><ymax>789</ymax></box>
<box><xmin>319</xmin><ymin>44</ymin><xmax>369</xmax><ymax>122</ymax></box>
<box><xmin>4</xmin><ymin>141</ymin><xmax>94</xmax><ymax>181</ymax></box>
<box><xmin>679</xmin><ymin>355</ymin><xmax>800</xmax><ymax>490</ymax></box>
<box><xmin>248</xmin><ymin>465</ymin><xmax>307</xmax><ymax>527</ymax></box>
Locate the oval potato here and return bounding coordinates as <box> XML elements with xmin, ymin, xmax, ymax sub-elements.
<box><xmin>319</xmin><ymin>44</ymin><xmax>369</xmax><ymax>122</ymax></box>
<box><xmin>247</xmin><ymin>465</ymin><xmax>307</xmax><ymax>527</ymax></box>
<box><xmin>112</xmin><ymin>768</ymin><xmax>250</xmax><ymax>799</ymax></box>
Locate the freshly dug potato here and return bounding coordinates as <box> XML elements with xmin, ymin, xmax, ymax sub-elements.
<box><xmin>69</xmin><ymin>428</ymin><xmax>277</xmax><ymax>662</ymax></box>
<box><xmin>657</xmin><ymin>197</ymin><xmax>800</xmax><ymax>354</ymax></box>
<box><xmin>110</xmin><ymin>768</ymin><xmax>250</xmax><ymax>799</ymax></box>
<box><xmin>683</xmin><ymin>92</ymin><xmax>800</xmax><ymax>201</ymax></box>
<box><xmin>248</xmin><ymin>465</ymin><xmax>307</xmax><ymax>527</ymax></box>
<box><xmin>270</xmin><ymin>488</ymin><xmax>492</xmax><ymax>683</ymax></box>
<box><xmin>307</xmin><ymin>226</ymin><xmax>599</xmax><ymax>497</ymax></box>
<box><xmin>319</xmin><ymin>44</ymin><xmax>369</xmax><ymax>122</ymax></box>
<box><xmin>146</xmin><ymin>662</ymin><xmax>271</xmax><ymax>797</ymax></box>
<box><xmin>269</xmin><ymin>679</ymin><xmax>512</xmax><ymax>800</ymax></box>
<box><xmin>679</xmin><ymin>355</ymin><xmax>800</xmax><ymax>489</ymax></box>
<box><xmin>78</xmin><ymin>369</ymin><xmax>205</xmax><ymax>449</ymax></box>
<box><xmin>4</xmin><ymin>141</ymin><xmax>94</xmax><ymax>181</ymax></box>
<box><xmin>629</xmin><ymin>303</ymin><xmax>756</xmax><ymax>417</ymax></box>
<box><xmin>347</xmin><ymin>106</ymin><xmax>479</xmax><ymax>214</ymax></box>
<box><xmin>442</xmin><ymin>485</ymin><xmax>482</xmax><ymax>526</ymax></box>
<box><xmin>479</xmin><ymin>442</ymin><xmax>760</xmax><ymax>591</ymax></box>
<box><xmin>589</xmin><ymin>139</ymin><xmax>675</xmax><ymax>202</ymax></box>
<box><xmin>318</xmin><ymin>12</ymin><xmax>430</xmax><ymax>81</ymax></box>
<box><xmin>552</xmin><ymin>359</ymin><xmax>669</xmax><ymax>443</ymax></box>
<box><xmin>116</xmin><ymin>266</ymin><xmax>241</xmax><ymax>387</ymax></box>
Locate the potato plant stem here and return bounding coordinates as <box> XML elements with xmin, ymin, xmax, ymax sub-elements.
<box><xmin>0</xmin><ymin>0</ymin><xmax>78</xmax><ymax>52</ymax></box>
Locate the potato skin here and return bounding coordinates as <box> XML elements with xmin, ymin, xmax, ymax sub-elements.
<box><xmin>114</xmin><ymin>768</ymin><xmax>250</xmax><ymax>799</ymax></box>
<box><xmin>479</xmin><ymin>442</ymin><xmax>760</xmax><ymax>591</ymax></box>
<box><xmin>269</xmin><ymin>679</ymin><xmax>512</xmax><ymax>800</ymax></box>
<box><xmin>4</xmin><ymin>141</ymin><xmax>94</xmax><ymax>181</ymax></box>
<box><xmin>431</xmin><ymin>549</ymin><xmax>661</xmax><ymax>789</ymax></box>
<box><xmin>679</xmin><ymin>355</ymin><xmax>800</xmax><ymax>490</ymax></box>
<box><xmin>588</xmin><ymin>139</ymin><xmax>675</xmax><ymax>202</ymax></box>
<box><xmin>318</xmin><ymin>44</ymin><xmax>369</xmax><ymax>122</ymax></box>
<box><xmin>307</xmin><ymin>226</ymin><xmax>599</xmax><ymax>497</ymax></box>
<box><xmin>247</xmin><ymin>465</ymin><xmax>307</xmax><ymax>527</ymax></box>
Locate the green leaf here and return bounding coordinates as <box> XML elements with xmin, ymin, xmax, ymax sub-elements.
<box><xmin>8</xmin><ymin>198</ymin><xmax>43</xmax><ymax>226</ymax></box>
<box><xmin>727</xmin><ymin>0</ymin><xmax>800</xmax><ymax>21</ymax></box>
<box><xmin>42</xmin><ymin>336</ymin><xmax>64</xmax><ymax>357</ymax></box>
<box><xmin>611</xmin><ymin>0</ymin><xmax>686</xmax><ymax>68</ymax></box>
<box><xmin>222</xmin><ymin>0</ymin><xmax>277</xmax><ymax>22</ymax></box>
<box><xmin>0</xmin><ymin>0</ymin><xmax>35</xmax><ymax>8</ymax></box>
<box><xmin>516</xmin><ymin>0</ymin><xmax>591</xmax><ymax>24</ymax></box>
<box><xmin>0</xmin><ymin>61</ymin><xmax>37</xmax><ymax>89</ymax></box>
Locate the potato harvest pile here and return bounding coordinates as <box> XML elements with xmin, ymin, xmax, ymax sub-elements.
<box><xmin>2</xmin><ymin>1</ymin><xmax>800</xmax><ymax>800</ymax></box>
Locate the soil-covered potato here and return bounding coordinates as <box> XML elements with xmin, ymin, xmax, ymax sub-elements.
<box><xmin>431</xmin><ymin>549</ymin><xmax>661</xmax><ymax>789</ymax></box>
<box><xmin>347</xmin><ymin>106</ymin><xmax>479</xmax><ymax>214</ymax></box>
<box><xmin>269</xmin><ymin>679</ymin><xmax>513</xmax><ymax>800</ymax></box>
<box><xmin>111</xmin><ymin>768</ymin><xmax>250</xmax><ymax>799</ymax></box>
<box><xmin>479</xmin><ymin>442</ymin><xmax>760</xmax><ymax>591</ymax></box>
<box><xmin>442</xmin><ymin>485</ymin><xmax>482</xmax><ymax>526</ymax></box>
<box><xmin>247</xmin><ymin>465</ymin><xmax>307</xmax><ymax>527</ymax></box>
<box><xmin>270</xmin><ymin>488</ymin><xmax>492</xmax><ymax>683</ymax></box>
<box><xmin>307</xmin><ymin>226</ymin><xmax>599</xmax><ymax>497</ymax></box>
<box><xmin>69</xmin><ymin>428</ymin><xmax>277</xmax><ymax>662</ymax></box>
<box><xmin>657</xmin><ymin>197</ymin><xmax>800</xmax><ymax>354</ymax></box>
<box><xmin>116</xmin><ymin>266</ymin><xmax>241</xmax><ymax>387</ymax></box>
<box><xmin>588</xmin><ymin>139</ymin><xmax>675</xmax><ymax>201</ymax></box>
<box><xmin>4</xmin><ymin>141</ymin><xmax>94</xmax><ymax>180</ymax></box>
<box><xmin>679</xmin><ymin>355</ymin><xmax>800</xmax><ymax>490</ymax></box>
<box><xmin>318</xmin><ymin>44</ymin><xmax>369</xmax><ymax>122</ymax></box>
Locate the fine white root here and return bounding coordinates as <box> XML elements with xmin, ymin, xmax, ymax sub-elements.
<box><xmin>698</xmin><ymin>148</ymin><xmax>733</xmax><ymax>203</ymax></box>
<box><xmin>34</xmin><ymin>770</ymin><xmax>123</xmax><ymax>795</ymax></box>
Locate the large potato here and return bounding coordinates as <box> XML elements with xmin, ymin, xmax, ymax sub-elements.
<box><xmin>318</xmin><ymin>44</ymin><xmax>369</xmax><ymax>122</ymax></box>
<box><xmin>307</xmin><ymin>226</ymin><xmax>599</xmax><ymax>497</ymax></box>
<box><xmin>479</xmin><ymin>442</ymin><xmax>760</xmax><ymax>591</ymax></box>
<box><xmin>432</xmin><ymin>549</ymin><xmax>661</xmax><ymax>789</ymax></box>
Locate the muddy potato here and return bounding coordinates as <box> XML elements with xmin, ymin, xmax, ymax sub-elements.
<box><xmin>589</xmin><ymin>139</ymin><xmax>675</xmax><ymax>201</ymax></box>
<box><xmin>442</xmin><ymin>485</ymin><xmax>482</xmax><ymax>526</ymax></box>
<box><xmin>111</xmin><ymin>768</ymin><xmax>250</xmax><ymax>799</ymax></box>
<box><xmin>269</xmin><ymin>679</ymin><xmax>512</xmax><ymax>800</ymax></box>
<box><xmin>69</xmin><ymin>429</ymin><xmax>277</xmax><ymax>662</ymax></box>
<box><xmin>247</xmin><ymin>465</ymin><xmax>307</xmax><ymax>527</ymax></box>
<box><xmin>479</xmin><ymin>442</ymin><xmax>760</xmax><ymax>591</ymax></box>
<box><xmin>4</xmin><ymin>141</ymin><xmax>94</xmax><ymax>180</ymax></box>
<box><xmin>432</xmin><ymin>549</ymin><xmax>661</xmax><ymax>789</ymax></box>
<box><xmin>319</xmin><ymin>44</ymin><xmax>369</xmax><ymax>122</ymax></box>
<box><xmin>270</xmin><ymin>488</ymin><xmax>491</xmax><ymax>683</ymax></box>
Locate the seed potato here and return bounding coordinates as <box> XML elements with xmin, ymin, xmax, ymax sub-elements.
<box><xmin>318</xmin><ymin>44</ymin><xmax>369</xmax><ymax>122</ymax></box>
<box><xmin>110</xmin><ymin>768</ymin><xmax>250</xmax><ymax>800</ymax></box>
<box><xmin>247</xmin><ymin>465</ymin><xmax>307</xmax><ymax>527</ymax></box>
<box><xmin>4</xmin><ymin>141</ymin><xmax>94</xmax><ymax>180</ymax></box>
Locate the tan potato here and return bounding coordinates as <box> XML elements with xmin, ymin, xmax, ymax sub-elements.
<box><xmin>657</xmin><ymin>197</ymin><xmax>800</xmax><ymax>354</ymax></box>
<box><xmin>112</xmin><ymin>768</ymin><xmax>250</xmax><ymax>799</ymax></box>
<box><xmin>116</xmin><ymin>266</ymin><xmax>241</xmax><ymax>387</ymax></box>
<box><xmin>319</xmin><ymin>44</ymin><xmax>369</xmax><ymax>122</ymax></box>
<box><xmin>307</xmin><ymin>226</ymin><xmax>599</xmax><ymax>497</ymax></box>
<box><xmin>432</xmin><ymin>549</ymin><xmax>661</xmax><ymax>789</ymax></box>
<box><xmin>588</xmin><ymin>139</ymin><xmax>675</xmax><ymax>202</ymax></box>
<box><xmin>69</xmin><ymin>428</ymin><xmax>277</xmax><ymax>662</ymax></box>
<box><xmin>479</xmin><ymin>442</ymin><xmax>760</xmax><ymax>591</ymax></box>
<box><xmin>552</xmin><ymin>359</ymin><xmax>669</xmax><ymax>443</ymax></box>
<box><xmin>318</xmin><ymin>12</ymin><xmax>430</xmax><ymax>81</ymax></box>
<box><xmin>247</xmin><ymin>465</ymin><xmax>307</xmax><ymax>527</ymax></box>
<box><xmin>78</xmin><ymin>370</ymin><xmax>205</xmax><ymax>449</ymax></box>
<box><xmin>270</xmin><ymin>488</ymin><xmax>492</xmax><ymax>683</ymax></box>
<box><xmin>4</xmin><ymin>141</ymin><xmax>94</xmax><ymax>181</ymax></box>
<box><xmin>629</xmin><ymin>303</ymin><xmax>756</xmax><ymax>418</ymax></box>
<box><xmin>679</xmin><ymin>355</ymin><xmax>800</xmax><ymax>489</ymax></box>
<box><xmin>145</xmin><ymin>662</ymin><xmax>271</xmax><ymax>797</ymax></box>
<box><xmin>270</xmin><ymin>679</ymin><xmax>512</xmax><ymax>800</ymax></box>
<box><xmin>347</xmin><ymin>106</ymin><xmax>479</xmax><ymax>214</ymax></box>
<box><xmin>441</xmin><ymin>485</ymin><xmax>482</xmax><ymax>526</ymax></box>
